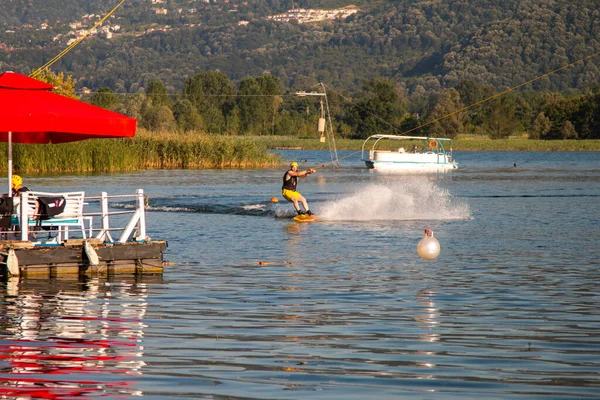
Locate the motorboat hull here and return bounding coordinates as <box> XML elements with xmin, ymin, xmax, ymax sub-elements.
<box><xmin>361</xmin><ymin>135</ymin><xmax>458</xmax><ymax>172</ymax></box>
<box><xmin>363</xmin><ymin>150</ymin><xmax>457</xmax><ymax>171</ymax></box>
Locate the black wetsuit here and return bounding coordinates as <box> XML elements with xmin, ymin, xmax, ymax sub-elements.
<box><xmin>12</xmin><ymin>186</ymin><xmax>30</xmax><ymax>197</ymax></box>
<box><xmin>282</xmin><ymin>172</ymin><xmax>297</xmax><ymax>191</ymax></box>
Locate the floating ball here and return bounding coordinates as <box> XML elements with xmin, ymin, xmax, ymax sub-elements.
<box><xmin>417</xmin><ymin>229</ymin><xmax>441</xmax><ymax>260</ymax></box>
<box><xmin>270</xmin><ymin>197</ymin><xmax>279</xmax><ymax>203</ymax></box>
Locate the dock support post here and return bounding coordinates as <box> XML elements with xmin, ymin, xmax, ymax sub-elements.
<box><xmin>19</xmin><ymin>192</ymin><xmax>28</xmax><ymax>242</ymax></box>
<box><xmin>137</xmin><ymin>189</ymin><xmax>146</xmax><ymax>241</ymax></box>
<box><xmin>96</xmin><ymin>191</ymin><xmax>113</xmax><ymax>242</ymax></box>
<box><xmin>118</xmin><ymin>189</ymin><xmax>146</xmax><ymax>243</ymax></box>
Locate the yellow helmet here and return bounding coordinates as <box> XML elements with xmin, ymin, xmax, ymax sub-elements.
<box><xmin>12</xmin><ymin>175</ymin><xmax>22</xmax><ymax>188</ymax></box>
<box><xmin>290</xmin><ymin>161</ymin><xmax>299</xmax><ymax>168</ymax></box>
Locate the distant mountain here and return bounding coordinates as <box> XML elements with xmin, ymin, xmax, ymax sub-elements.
<box><xmin>1</xmin><ymin>0</ymin><xmax>599</xmax><ymax>94</ymax></box>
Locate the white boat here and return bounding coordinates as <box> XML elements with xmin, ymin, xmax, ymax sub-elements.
<box><xmin>361</xmin><ymin>135</ymin><xmax>458</xmax><ymax>172</ymax></box>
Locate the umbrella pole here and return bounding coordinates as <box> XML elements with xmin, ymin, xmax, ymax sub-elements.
<box><xmin>8</xmin><ymin>131</ymin><xmax>12</xmax><ymax>198</ymax></box>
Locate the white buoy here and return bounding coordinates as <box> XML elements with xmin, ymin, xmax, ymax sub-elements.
<box><xmin>417</xmin><ymin>229</ymin><xmax>441</xmax><ymax>260</ymax></box>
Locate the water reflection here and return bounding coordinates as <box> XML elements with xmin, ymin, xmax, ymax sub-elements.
<box><xmin>0</xmin><ymin>275</ymin><xmax>160</xmax><ymax>398</ymax></box>
<box><xmin>9</xmin><ymin>154</ymin><xmax>599</xmax><ymax>398</ymax></box>
<box><xmin>415</xmin><ymin>288</ymin><xmax>440</xmax><ymax>344</ymax></box>
<box><xmin>283</xmin><ymin>222</ymin><xmax>308</xmax><ymax>262</ymax></box>
<box><xmin>415</xmin><ymin>288</ymin><xmax>439</xmax><ymax>373</ymax></box>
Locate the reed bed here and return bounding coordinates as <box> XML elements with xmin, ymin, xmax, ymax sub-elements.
<box><xmin>2</xmin><ymin>132</ymin><xmax>597</xmax><ymax>174</ymax></box>
<box><xmin>0</xmin><ymin>130</ymin><xmax>280</xmax><ymax>174</ymax></box>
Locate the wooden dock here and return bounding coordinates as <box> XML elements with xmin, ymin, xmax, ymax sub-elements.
<box><xmin>0</xmin><ymin>239</ymin><xmax>168</xmax><ymax>277</ymax></box>
<box><xmin>0</xmin><ymin>188</ymin><xmax>171</xmax><ymax>278</ymax></box>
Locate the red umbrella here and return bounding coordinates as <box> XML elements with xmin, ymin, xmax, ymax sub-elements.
<box><xmin>0</xmin><ymin>71</ymin><xmax>136</xmax><ymax>196</ymax></box>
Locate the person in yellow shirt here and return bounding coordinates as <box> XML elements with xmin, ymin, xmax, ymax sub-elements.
<box><xmin>281</xmin><ymin>162</ymin><xmax>316</xmax><ymax>216</ymax></box>
<box><xmin>11</xmin><ymin>175</ymin><xmax>30</xmax><ymax>197</ymax></box>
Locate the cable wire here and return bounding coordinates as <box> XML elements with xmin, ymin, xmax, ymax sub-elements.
<box><xmin>30</xmin><ymin>0</ymin><xmax>127</xmax><ymax>79</ymax></box>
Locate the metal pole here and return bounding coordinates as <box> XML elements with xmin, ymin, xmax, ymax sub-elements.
<box><xmin>137</xmin><ymin>188</ymin><xmax>146</xmax><ymax>241</ymax></box>
<box><xmin>295</xmin><ymin>86</ymin><xmax>340</xmax><ymax>168</ymax></box>
<box><xmin>320</xmin><ymin>83</ymin><xmax>339</xmax><ymax>168</ymax></box>
<box><xmin>19</xmin><ymin>191</ymin><xmax>28</xmax><ymax>241</ymax></box>
<box><xmin>96</xmin><ymin>191</ymin><xmax>112</xmax><ymax>242</ymax></box>
<box><xmin>8</xmin><ymin>131</ymin><xmax>12</xmax><ymax>197</ymax></box>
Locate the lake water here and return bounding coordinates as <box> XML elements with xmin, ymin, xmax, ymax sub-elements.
<box><xmin>1</xmin><ymin>151</ymin><xmax>599</xmax><ymax>399</ymax></box>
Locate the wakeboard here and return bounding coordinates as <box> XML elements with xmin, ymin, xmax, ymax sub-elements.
<box><xmin>293</xmin><ymin>214</ymin><xmax>318</xmax><ymax>223</ymax></box>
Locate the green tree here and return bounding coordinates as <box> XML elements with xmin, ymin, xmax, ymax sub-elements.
<box><xmin>172</xmin><ymin>99</ymin><xmax>203</xmax><ymax>132</ymax></box>
<box><xmin>540</xmin><ymin>92</ymin><xmax>578</xmax><ymax>139</ymax></box>
<box><xmin>427</xmin><ymin>88</ymin><xmax>465</xmax><ymax>138</ymax></box>
<box><xmin>257</xmin><ymin>74</ymin><xmax>283</xmax><ymax>136</ymax></box>
<box><xmin>142</xmin><ymin>104</ymin><xmax>176</xmax><ymax>131</ymax></box>
<box><xmin>237</xmin><ymin>74</ymin><xmax>282</xmax><ymax>135</ymax></box>
<box><xmin>119</xmin><ymin>93</ymin><xmax>145</xmax><ymax>120</ymax></box>
<box><xmin>345</xmin><ymin>78</ymin><xmax>407</xmax><ymax>139</ymax></box>
<box><xmin>183</xmin><ymin>70</ymin><xmax>235</xmax><ymax>134</ymax></box>
<box><xmin>531</xmin><ymin>112</ymin><xmax>550</xmax><ymax>139</ymax></box>
<box><xmin>455</xmin><ymin>80</ymin><xmax>494</xmax><ymax>107</ymax></box>
<box><xmin>398</xmin><ymin>114</ymin><xmax>424</xmax><ymax>136</ymax></box>
<box><xmin>560</xmin><ymin>120</ymin><xmax>577</xmax><ymax>139</ymax></box>
<box><xmin>571</xmin><ymin>90</ymin><xmax>600</xmax><ymax>139</ymax></box>
<box><xmin>201</xmin><ymin>106</ymin><xmax>226</xmax><ymax>134</ymax></box>
<box><xmin>225</xmin><ymin>105</ymin><xmax>241</xmax><ymax>135</ymax></box>
<box><xmin>238</xmin><ymin>77</ymin><xmax>264</xmax><ymax>135</ymax></box>
<box><xmin>482</xmin><ymin>94</ymin><xmax>521</xmax><ymax>139</ymax></box>
<box><xmin>91</xmin><ymin>88</ymin><xmax>121</xmax><ymax>110</ymax></box>
<box><xmin>35</xmin><ymin>69</ymin><xmax>78</xmax><ymax>99</ymax></box>
<box><xmin>146</xmin><ymin>80</ymin><xmax>170</xmax><ymax>107</ymax></box>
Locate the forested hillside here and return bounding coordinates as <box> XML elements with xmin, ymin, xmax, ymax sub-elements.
<box><xmin>2</xmin><ymin>1</ymin><xmax>600</xmax><ymax>140</ymax></box>
<box><xmin>1</xmin><ymin>0</ymin><xmax>599</xmax><ymax>94</ymax></box>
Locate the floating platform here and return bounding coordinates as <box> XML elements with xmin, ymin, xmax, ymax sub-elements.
<box><xmin>0</xmin><ymin>239</ymin><xmax>168</xmax><ymax>278</ymax></box>
<box><xmin>0</xmin><ymin>188</ymin><xmax>168</xmax><ymax>278</ymax></box>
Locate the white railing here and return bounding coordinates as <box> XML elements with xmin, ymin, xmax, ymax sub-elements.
<box><xmin>88</xmin><ymin>189</ymin><xmax>147</xmax><ymax>243</ymax></box>
<box><xmin>3</xmin><ymin>189</ymin><xmax>148</xmax><ymax>245</ymax></box>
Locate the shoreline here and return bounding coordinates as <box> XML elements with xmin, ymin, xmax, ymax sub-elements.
<box><xmin>260</xmin><ymin>137</ymin><xmax>600</xmax><ymax>152</ymax></box>
<box><xmin>3</xmin><ymin>133</ymin><xmax>598</xmax><ymax>175</ymax></box>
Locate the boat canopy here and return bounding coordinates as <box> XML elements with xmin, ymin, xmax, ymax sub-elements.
<box><xmin>363</xmin><ymin>135</ymin><xmax>453</xmax><ymax>141</ymax></box>
<box><xmin>361</xmin><ymin>135</ymin><xmax>453</xmax><ymax>156</ymax></box>
<box><xmin>360</xmin><ymin>134</ymin><xmax>457</xmax><ymax>171</ymax></box>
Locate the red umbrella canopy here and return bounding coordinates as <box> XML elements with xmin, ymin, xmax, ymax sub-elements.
<box><xmin>0</xmin><ymin>71</ymin><xmax>136</xmax><ymax>143</ymax></box>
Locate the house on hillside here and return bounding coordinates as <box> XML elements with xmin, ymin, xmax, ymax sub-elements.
<box><xmin>267</xmin><ymin>7</ymin><xmax>359</xmax><ymax>24</ymax></box>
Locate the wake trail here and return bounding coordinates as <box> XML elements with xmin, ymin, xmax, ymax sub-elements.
<box><xmin>110</xmin><ymin>179</ymin><xmax>470</xmax><ymax>221</ymax></box>
<box><xmin>112</xmin><ymin>199</ymin><xmax>284</xmax><ymax>217</ymax></box>
<box><xmin>318</xmin><ymin>180</ymin><xmax>470</xmax><ymax>221</ymax></box>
